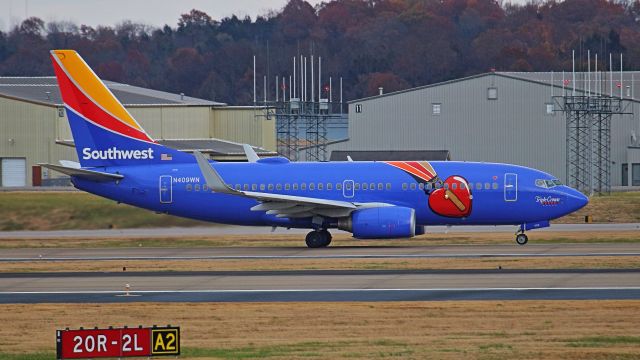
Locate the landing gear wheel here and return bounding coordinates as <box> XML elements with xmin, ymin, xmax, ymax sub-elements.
<box><xmin>305</xmin><ymin>230</ymin><xmax>331</xmax><ymax>248</ymax></box>
<box><xmin>320</xmin><ymin>229</ymin><xmax>332</xmax><ymax>246</ymax></box>
<box><xmin>515</xmin><ymin>233</ymin><xmax>528</xmax><ymax>245</ymax></box>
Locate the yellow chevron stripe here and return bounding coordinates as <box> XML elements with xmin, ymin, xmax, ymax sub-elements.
<box><xmin>52</xmin><ymin>50</ymin><xmax>142</xmax><ymax>131</ymax></box>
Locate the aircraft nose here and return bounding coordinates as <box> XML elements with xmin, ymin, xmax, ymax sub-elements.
<box><xmin>564</xmin><ymin>187</ymin><xmax>589</xmax><ymax>213</ymax></box>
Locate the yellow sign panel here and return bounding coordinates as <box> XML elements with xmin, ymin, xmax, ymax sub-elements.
<box><xmin>151</xmin><ymin>328</ymin><xmax>180</xmax><ymax>356</ymax></box>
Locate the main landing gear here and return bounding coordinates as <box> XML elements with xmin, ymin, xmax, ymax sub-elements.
<box><xmin>305</xmin><ymin>229</ymin><xmax>332</xmax><ymax>248</ymax></box>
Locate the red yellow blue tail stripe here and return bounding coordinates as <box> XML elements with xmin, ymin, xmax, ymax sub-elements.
<box><xmin>50</xmin><ymin>50</ymin><xmax>154</xmax><ymax>143</ymax></box>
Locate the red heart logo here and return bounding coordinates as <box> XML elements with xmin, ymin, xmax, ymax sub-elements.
<box><xmin>428</xmin><ymin>176</ymin><xmax>472</xmax><ymax>218</ymax></box>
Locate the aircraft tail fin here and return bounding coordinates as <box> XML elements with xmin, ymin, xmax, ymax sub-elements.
<box><xmin>50</xmin><ymin>50</ymin><xmax>192</xmax><ymax>167</ymax></box>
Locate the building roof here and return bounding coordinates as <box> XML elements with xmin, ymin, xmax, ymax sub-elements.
<box><xmin>0</xmin><ymin>76</ymin><xmax>224</xmax><ymax>107</ymax></box>
<box><xmin>157</xmin><ymin>139</ymin><xmax>277</xmax><ymax>157</ymax></box>
<box><xmin>330</xmin><ymin>150</ymin><xmax>451</xmax><ymax>161</ymax></box>
<box><xmin>350</xmin><ymin>71</ymin><xmax>640</xmax><ymax>103</ymax></box>
<box><xmin>58</xmin><ymin>138</ymin><xmax>277</xmax><ymax>162</ymax></box>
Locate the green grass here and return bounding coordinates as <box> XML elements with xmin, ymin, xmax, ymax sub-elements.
<box><xmin>182</xmin><ymin>342</ymin><xmax>349</xmax><ymax>359</ymax></box>
<box><xmin>566</xmin><ymin>336</ymin><xmax>640</xmax><ymax>347</ymax></box>
<box><xmin>0</xmin><ymin>192</ymin><xmax>209</xmax><ymax>231</ymax></box>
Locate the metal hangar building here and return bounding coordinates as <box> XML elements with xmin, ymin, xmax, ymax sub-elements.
<box><xmin>0</xmin><ymin>77</ymin><xmax>276</xmax><ymax>187</ymax></box>
<box><xmin>327</xmin><ymin>72</ymin><xmax>640</xmax><ymax>188</ymax></box>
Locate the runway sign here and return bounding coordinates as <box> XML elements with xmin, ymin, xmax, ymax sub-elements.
<box><xmin>56</xmin><ymin>326</ymin><xmax>179</xmax><ymax>359</ymax></box>
<box><xmin>151</xmin><ymin>327</ymin><xmax>180</xmax><ymax>355</ymax></box>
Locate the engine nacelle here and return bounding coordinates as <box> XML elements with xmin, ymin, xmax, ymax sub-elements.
<box><xmin>338</xmin><ymin>207</ymin><xmax>416</xmax><ymax>239</ymax></box>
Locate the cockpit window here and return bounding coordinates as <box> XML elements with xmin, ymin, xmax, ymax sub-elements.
<box><xmin>536</xmin><ymin>178</ymin><xmax>562</xmax><ymax>188</ymax></box>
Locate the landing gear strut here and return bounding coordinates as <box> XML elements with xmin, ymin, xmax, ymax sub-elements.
<box><xmin>305</xmin><ymin>229</ymin><xmax>332</xmax><ymax>248</ymax></box>
<box><xmin>515</xmin><ymin>227</ymin><xmax>528</xmax><ymax>246</ymax></box>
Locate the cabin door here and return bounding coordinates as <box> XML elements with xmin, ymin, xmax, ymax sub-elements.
<box><xmin>159</xmin><ymin>175</ymin><xmax>173</xmax><ymax>203</ymax></box>
<box><xmin>504</xmin><ymin>173</ymin><xmax>518</xmax><ymax>202</ymax></box>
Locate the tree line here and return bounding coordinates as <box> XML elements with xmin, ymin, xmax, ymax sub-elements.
<box><xmin>1</xmin><ymin>0</ymin><xmax>639</xmax><ymax>104</ymax></box>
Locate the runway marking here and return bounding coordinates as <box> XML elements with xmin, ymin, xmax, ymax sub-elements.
<box><xmin>3</xmin><ymin>287</ymin><xmax>640</xmax><ymax>295</ymax></box>
<box><xmin>2</xmin><ymin>252</ymin><xmax>640</xmax><ymax>262</ymax></box>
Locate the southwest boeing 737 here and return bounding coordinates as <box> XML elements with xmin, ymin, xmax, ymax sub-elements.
<box><xmin>43</xmin><ymin>50</ymin><xmax>588</xmax><ymax>248</ymax></box>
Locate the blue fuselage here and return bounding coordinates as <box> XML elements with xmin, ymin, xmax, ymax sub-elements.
<box><xmin>73</xmin><ymin>160</ymin><xmax>588</xmax><ymax>230</ymax></box>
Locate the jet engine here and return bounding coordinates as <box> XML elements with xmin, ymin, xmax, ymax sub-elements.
<box><xmin>338</xmin><ymin>207</ymin><xmax>416</xmax><ymax>239</ymax></box>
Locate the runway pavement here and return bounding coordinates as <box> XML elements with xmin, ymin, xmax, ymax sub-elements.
<box><xmin>0</xmin><ymin>223</ymin><xmax>638</xmax><ymax>239</ymax></box>
<box><xmin>0</xmin><ymin>268</ymin><xmax>639</xmax><ymax>303</ymax></box>
<box><xmin>1</xmin><ymin>243</ymin><xmax>640</xmax><ymax>261</ymax></box>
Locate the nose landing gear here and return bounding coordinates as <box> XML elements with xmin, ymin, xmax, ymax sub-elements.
<box><xmin>515</xmin><ymin>232</ymin><xmax>528</xmax><ymax>245</ymax></box>
<box><xmin>305</xmin><ymin>229</ymin><xmax>332</xmax><ymax>248</ymax></box>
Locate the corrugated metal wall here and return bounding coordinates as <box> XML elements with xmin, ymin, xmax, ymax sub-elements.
<box><xmin>330</xmin><ymin>74</ymin><xmax>638</xmax><ymax>186</ymax></box>
<box><xmin>0</xmin><ymin>97</ymin><xmax>76</xmax><ymax>185</ymax></box>
<box><xmin>212</xmin><ymin>107</ymin><xmax>276</xmax><ymax>151</ymax></box>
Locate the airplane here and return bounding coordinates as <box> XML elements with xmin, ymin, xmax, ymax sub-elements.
<box><xmin>42</xmin><ymin>50</ymin><xmax>589</xmax><ymax>248</ymax></box>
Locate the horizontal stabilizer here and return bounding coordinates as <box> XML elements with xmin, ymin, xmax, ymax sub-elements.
<box><xmin>39</xmin><ymin>163</ymin><xmax>124</xmax><ymax>182</ymax></box>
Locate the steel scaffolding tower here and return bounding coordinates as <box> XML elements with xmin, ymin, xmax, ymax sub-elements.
<box><xmin>554</xmin><ymin>95</ymin><xmax>629</xmax><ymax>194</ymax></box>
<box><xmin>254</xmin><ymin>55</ymin><xmax>345</xmax><ymax>161</ymax></box>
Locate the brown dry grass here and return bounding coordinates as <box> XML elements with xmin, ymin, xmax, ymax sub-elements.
<box><xmin>2</xmin><ymin>256</ymin><xmax>640</xmax><ymax>273</ymax></box>
<box><xmin>555</xmin><ymin>191</ymin><xmax>640</xmax><ymax>224</ymax></box>
<box><xmin>2</xmin><ymin>230</ymin><xmax>639</xmax><ymax>248</ymax></box>
<box><xmin>1</xmin><ymin>301</ymin><xmax>639</xmax><ymax>359</ymax></box>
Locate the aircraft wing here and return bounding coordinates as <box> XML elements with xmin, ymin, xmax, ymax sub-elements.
<box><xmin>194</xmin><ymin>151</ymin><xmax>390</xmax><ymax>218</ymax></box>
<box><xmin>39</xmin><ymin>163</ymin><xmax>124</xmax><ymax>182</ymax></box>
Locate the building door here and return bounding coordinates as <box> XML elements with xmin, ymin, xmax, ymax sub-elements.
<box><xmin>1</xmin><ymin>158</ymin><xmax>26</xmax><ymax>187</ymax></box>
<box><xmin>504</xmin><ymin>173</ymin><xmax>517</xmax><ymax>202</ymax></box>
<box><xmin>159</xmin><ymin>175</ymin><xmax>172</xmax><ymax>203</ymax></box>
<box><xmin>343</xmin><ymin>179</ymin><xmax>354</xmax><ymax>198</ymax></box>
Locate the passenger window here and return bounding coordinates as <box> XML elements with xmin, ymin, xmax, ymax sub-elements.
<box><xmin>443</xmin><ymin>183</ymin><xmax>449</xmax><ymax>190</ymax></box>
<box><xmin>268</xmin><ymin>184</ymin><xmax>274</xmax><ymax>191</ymax></box>
<box><xmin>260</xmin><ymin>184</ymin><xmax>265</xmax><ymax>191</ymax></box>
<box><xmin>186</xmin><ymin>184</ymin><xmax>192</xmax><ymax>191</ymax></box>
<box><xmin>301</xmin><ymin>183</ymin><xmax>307</xmax><ymax>190</ymax></box>
<box><xmin>204</xmin><ymin>185</ymin><xmax>210</xmax><ymax>191</ymax></box>
<box><xmin>244</xmin><ymin>184</ymin><xmax>249</xmax><ymax>191</ymax></box>
<box><xmin>370</xmin><ymin>183</ymin><xmax>375</xmax><ymax>190</ymax></box>
<box><xmin>426</xmin><ymin>183</ymin><xmax>433</xmax><ymax>190</ymax></box>
<box><xmin>355</xmin><ymin>183</ymin><xmax>361</xmax><ymax>190</ymax></box>
<box><xmin>276</xmin><ymin>184</ymin><xmax>282</xmax><ymax>191</ymax></box>
<box><xmin>252</xmin><ymin>184</ymin><xmax>257</xmax><ymax>191</ymax></box>
<box><xmin>194</xmin><ymin>184</ymin><xmax>201</xmax><ymax>191</ymax></box>
<box><xmin>419</xmin><ymin>183</ymin><xmax>424</xmax><ymax>190</ymax></box>
<box><xmin>363</xmin><ymin>183</ymin><xmax>368</xmax><ymax>190</ymax></box>
<box><xmin>435</xmin><ymin>182</ymin><xmax>442</xmax><ymax>189</ymax></box>
<box><xmin>460</xmin><ymin>183</ymin><xmax>466</xmax><ymax>190</ymax></box>
<box><xmin>345</xmin><ymin>182</ymin><xmax>352</xmax><ymax>190</ymax></box>
<box><xmin>402</xmin><ymin>183</ymin><xmax>408</xmax><ymax>190</ymax></box>
<box><xmin>309</xmin><ymin>183</ymin><xmax>315</xmax><ymax>190</ymax></box>
<box><xmin>451</xmin><ymin>183</ymin><xmax>457</xmax><ymax>190</ymax></box>
<box><xmin>235</xmin><ymin>184</ymin><xmax>241</xmax><ymax>190</ymax></box>
<box><xmin>410</xmin><ymin>183</ymin><xmax>416</xmax><ymax>190</ymax></box>
<box><xmin>293</xmin><ymin>183</ymin><xmax>299</xmax><ymax>190</ymax></box>
<box><xmin>386</xmin><ymin>183</ymin><xmax>392</xmax><ymax>190</ymax></box>
<box><xmin>285</xmin><ymin>183</ymin><xmax>290</xmax><ymax>190</ymax></box>
<box><xmin>327</xmin><ymin>183</ymin><xmax>333</xmax><ymax>190</ymax></box>
<box><xmin>492</xmin><ymin>182</ymin><xmax>498</xmax><ymax>190</ymax></box>
<box><xmin>378</xmin><ymin>183</ymin><xmax>383</xmax><ymax>190</ymax></box>
<box><xmin>337</xmin><ymin>183</ymin><xmax>343</xmax><ymax>190</ymax></box>
<box><xmin>484</xmin><ymin>182</ymin><xmax>490</xmax><ymax>190</ymax></box>
<box><xmin>476</xmin><ymin>182</ymin><xmax>482</xmax><ymax>190</ymax></box>
<box><xmin>318</xmin><ymin>183</ymin><xmax>323</xmax><ymax>190</ymax></box>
